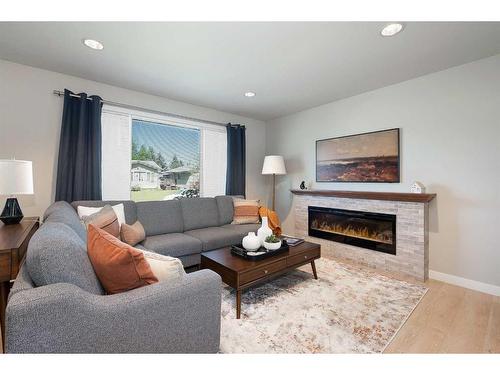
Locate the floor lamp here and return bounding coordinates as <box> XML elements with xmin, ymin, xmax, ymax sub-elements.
<box><xmin>262</xmin><ymin>155</ymin><xmax>287</xmax><ymax>211</ymax></box>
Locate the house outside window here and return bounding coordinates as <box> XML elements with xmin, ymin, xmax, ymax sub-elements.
<box><xmin>101</xmin><ymin>106</ymin><xmax>227</xmax><ymax>202</ymax></box>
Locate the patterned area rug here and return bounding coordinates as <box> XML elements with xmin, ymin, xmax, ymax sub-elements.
<box><xmin>220</xmin><ymin>258</ymin><xmax>427</xmax><ymax>353</ymax></box>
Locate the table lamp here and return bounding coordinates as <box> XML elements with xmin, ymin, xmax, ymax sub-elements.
<box><xmin>0</xmin><ymin>160</ymin><xmax>34</xmax><ymax>225</ymax></box>
<box><xmin>262</xmin><ymin>155</ymin><xmax>287</xmax><ymax>211</ymax></box>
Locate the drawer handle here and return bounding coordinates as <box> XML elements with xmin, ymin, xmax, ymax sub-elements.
<box><xmin>263</xmin><ymin>270</ymin><xmax>268</xmax><ymax>274</ymax></box>
<box><xmin>304</xmin><ymin>255</ymin><xmax>308</xmax><ymax>259</ymax></box>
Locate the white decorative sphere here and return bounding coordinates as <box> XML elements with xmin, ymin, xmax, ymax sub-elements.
<box><xmin>242</xmin><ymin>232</ymin><xmax>261</xmax><ymax>251</ymax></box>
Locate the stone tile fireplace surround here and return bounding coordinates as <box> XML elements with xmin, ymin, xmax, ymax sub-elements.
<box><xmin>291</xmin><ymin>190</ymin><xmax>436</xmax><ymax>281</ymax></box>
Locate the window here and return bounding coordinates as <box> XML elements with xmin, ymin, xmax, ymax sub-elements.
<box><xmin>101</xmin><ymin>106</ymin><xmax>227</xmax><ymax>202</ymax></box>
<box><xmin>131</xmin><ymin>119</ymin><xmax>200</xmax><ymax>201</ymax></box>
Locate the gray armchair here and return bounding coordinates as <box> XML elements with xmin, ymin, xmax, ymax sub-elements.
<box><xmin>6</xmin><ymin>267</ymin><xmax>221</xmax><ymax>353</ymax></box>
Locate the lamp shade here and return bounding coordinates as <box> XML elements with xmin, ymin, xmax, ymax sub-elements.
<box><xmin>262</xmin><ymin>155</ymin><xmax>287</xmax><ymax>175</ymax></box>
<box><xmin>0</xmin><ymin>160</ymin><xmax>34</xmax><ymax>195</ymax></box>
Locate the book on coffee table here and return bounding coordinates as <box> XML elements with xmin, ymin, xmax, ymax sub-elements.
<box><xmin>281</xmin><ymin>234</ymin><xmax>304</xmax><ymax>247</ymax></box>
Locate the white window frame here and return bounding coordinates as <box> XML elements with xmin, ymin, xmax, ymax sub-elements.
<box><xmin>102</xmin><ymin>104</ymin><xmax>226</xmax><ymax>198</ymax></box>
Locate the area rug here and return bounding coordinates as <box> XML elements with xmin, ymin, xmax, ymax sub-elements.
<box><xmin>220</xmin><ymin>258</ymin><xmax>427</xmax><ymax>353</ymax></box>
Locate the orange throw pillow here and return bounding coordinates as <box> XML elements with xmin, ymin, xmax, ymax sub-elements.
<box><xmin>87</xmin><ymin>224</ymin><xmax>158</xmax><ymax>294</ymax></box>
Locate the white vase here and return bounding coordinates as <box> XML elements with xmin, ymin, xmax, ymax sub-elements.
<box><xmin>257</xmin><ymin>217</ymin><xmax>273</xmax><ymax>245</ymax></box>
<box><xmin>242</xmin><ymin>232</ymin><xmax>261</xmax><ymax>251</ymax></box>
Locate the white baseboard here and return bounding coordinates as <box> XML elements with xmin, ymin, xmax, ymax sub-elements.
<box><xmin>429</xmin><ymin>270</ymin><xmax>500</xmax><ymax>296</ymax></box>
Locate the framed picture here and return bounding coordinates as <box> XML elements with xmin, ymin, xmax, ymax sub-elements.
<box><xmin>316</xmin><ymin>128</ymin><xmax>400</xmax><ymax>183</ymax></box>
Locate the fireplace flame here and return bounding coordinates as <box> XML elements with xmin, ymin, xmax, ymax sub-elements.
<box><xmin>311</xmin><ymin>219</ymin><xmax>393</xmax><ymax>245</ymax></box>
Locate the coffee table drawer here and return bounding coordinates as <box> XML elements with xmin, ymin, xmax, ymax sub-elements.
<box><xmin>287</xmin><ymin>248</ymin><xmax>320</xmax><ymax>267</ymax></box>
<box><xmin>239</xmin><ymin>259</ymin><xmax>287</xmax><ymax>285</ymax></box>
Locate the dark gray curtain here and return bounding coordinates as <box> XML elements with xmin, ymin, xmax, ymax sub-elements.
<box><xmin>225</xmin><ymin>123</ymin><xmax>246</xmax><ymax>196</ymax></box>
<box><xmin>55</xmin><ymin>89</ymin><xmax>103</xmax><ymax>202</ymax></box>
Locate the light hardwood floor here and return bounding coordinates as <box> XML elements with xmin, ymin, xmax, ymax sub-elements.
<box><xmin>385</xmin><ymin>278</ymin><xmax>500</xmax><ymax>353</ymax></box>
<box><xmin>326</xmin><ymin>255</ymin><xmax>500</xmax><ymax>353</ymax></box>
<box><xmin>1</xmin><ymin>267</ymin><xmax>498</xmax><ymax>353</ymax></box>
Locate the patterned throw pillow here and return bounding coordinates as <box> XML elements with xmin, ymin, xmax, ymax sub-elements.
<box><xmin>120</xmin><ymin>221</ymin><xmax>146</xmax><ymax>246</ymax></box>
<box><xmin>82</xmin><ymin>205</ymin><xmax>120</xmax><ymax>239</ymax></box>
<box><xmin>231</xmin><ymin>198</ymin><xmax>260</xmax><ymax>224</ymax></box>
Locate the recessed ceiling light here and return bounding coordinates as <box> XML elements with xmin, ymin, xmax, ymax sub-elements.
<box><xmin>82</xmin><ymin>38</ymin><xmax>104</xmax><ymax>50</ymax></box>
<box><xmin>380</xmin><ymin>23</ymin><xmax>404</xmax><ymax>37</ymax></box>
<box><xmin>244</xmin><ymin>91</ymin><xmax>256</xmax><ymax>98</ymax></box>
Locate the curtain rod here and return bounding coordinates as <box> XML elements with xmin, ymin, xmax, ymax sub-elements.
<box><xmin>52</xmin><ymin>90</ymin><xmax>244</xmax><ymax>128</ymax></box>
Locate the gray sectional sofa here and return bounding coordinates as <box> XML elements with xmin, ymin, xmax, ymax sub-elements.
<box><xmin>6</xmin><ymin>196</ymin><xmax>259</xmax><ymax>353</ymax></box>
<box><xmin>71</xmin><ymin>196</ymin><xmax>260</xmax><ymax>267</ymax></box>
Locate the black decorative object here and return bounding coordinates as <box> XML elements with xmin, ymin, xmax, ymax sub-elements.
<box><xmin>0</xmin><ymin>198</ymin><xmax>24</xmax><ymax>225</ymax></box>
<box><xmin>55</xmin><ymin>89</ymin><xmax>103</xmax><ymax>202</ymax></box>
<box><xmin>300</xmin><ymin>181</ymin><xmax>306</xmax><ymax>190</ymax></box>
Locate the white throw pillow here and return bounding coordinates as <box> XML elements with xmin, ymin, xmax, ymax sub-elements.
<box><xmin>136</xmin><ymin>249</ymin><xmax>186</xmax><ymax>282</ymax></box>
<box><xmin>78</xmin><ymin>203</ymin><xmax>126</xmax><ymax>227</ymax></box>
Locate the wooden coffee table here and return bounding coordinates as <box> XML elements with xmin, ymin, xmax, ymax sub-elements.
<box><xmin>200</xmin><ymin>241</ymin><xmax>321</xmax><ymax>319</ymax></box>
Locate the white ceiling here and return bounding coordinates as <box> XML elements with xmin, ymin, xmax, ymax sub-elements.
<box><xmin>1</xmin><ymin>22</ymin><xmax>500</xmax><ymax>120</ymax></box>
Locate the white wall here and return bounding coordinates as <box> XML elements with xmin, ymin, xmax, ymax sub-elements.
<box><xmin>266</xmin><ymin>54</ymin><xmax>500</xmax><ymax>288</ymax></box>
<box><xmin>0</xmin><ymin>59</ymin><xmax>267</xmax><ymax>217</ymax></box>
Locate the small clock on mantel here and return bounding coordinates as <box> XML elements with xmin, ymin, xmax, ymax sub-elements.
<box><xmin>410</xmin><ymin>181</ymin><xmax>425</xmax><ymax>194</ymax></box>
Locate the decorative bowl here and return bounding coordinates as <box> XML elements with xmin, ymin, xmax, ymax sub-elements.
<box><xmin>263</xmin><ymin>239</ymin><xmax>282</xmax><ymax>251</ymax></box>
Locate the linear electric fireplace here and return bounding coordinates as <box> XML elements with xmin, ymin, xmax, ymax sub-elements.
<box><xmin>308</xmin><ymin>206</ymin><xmax>396</xmax><ymax>255</ymax></box>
